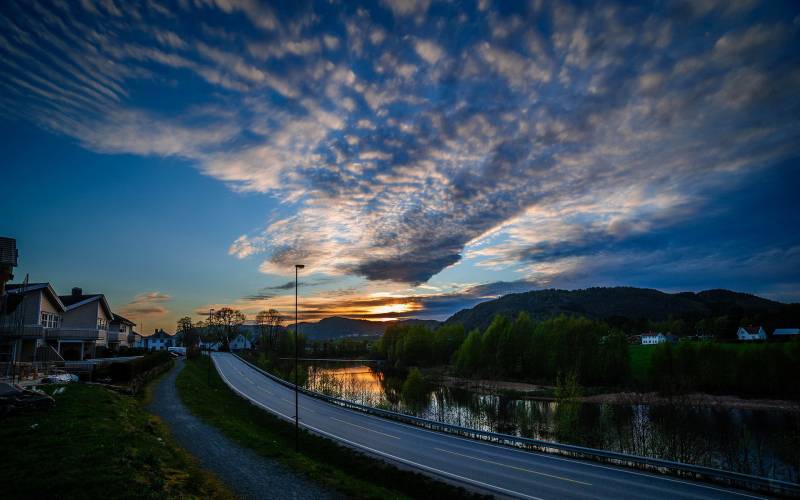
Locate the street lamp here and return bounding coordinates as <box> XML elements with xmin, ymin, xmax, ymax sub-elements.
<box><xmin>294</xmin><ymin>264</ymin><xmax>304</xmax><ymax>451</ymax></box>
<box><xmin>207</xmin><ymin>308</ymin><xmax>214</xmax><ymax>385</ymax></box>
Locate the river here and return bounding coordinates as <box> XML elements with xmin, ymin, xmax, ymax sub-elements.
<box><xmin>295</xmin><ymin>359</ymin><xmax>800</xmax><ymax>483</ymax></box>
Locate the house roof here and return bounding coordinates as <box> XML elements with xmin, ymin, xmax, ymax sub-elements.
<box><xmin>58</xmin><ymin>292</ymin><xmax>114</xmax><ymax>318</ymax></box>
<box><xmin>111</xmin><ymin>313</ymin><xmax>136</xmax><ymax>326</ymax></box>
<box><xmin>739</xmin><ymin>326</ymin><xmax>763</xmax><ymax>334</ymax></box>
<box><xmin>774</xmin><ymin>328</ymin><xmax>800</xmax><ymax>335</ymax></box>
<box><xmin>6</xmin><ymin>283</ymin><xmax>66</xmax><ymax>312</ymax></box>
<box><xmin>147</xmin><ymin>328</ymin><xmax>173</xmax><ymax>339</ymax></box>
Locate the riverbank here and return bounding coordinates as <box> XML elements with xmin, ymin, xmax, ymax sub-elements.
<box><xmin>0</xmin><ymin>382</ymin><xmax>229</xmax><ymax>499</ymax></box>
<box><xmin>428</xmin><ymin>368</ymin><xmax>800</xmax><ymax>411</ymax></box>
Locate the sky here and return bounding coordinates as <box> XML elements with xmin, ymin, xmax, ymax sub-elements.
<box><xmin>1</xmin><ymin>0</ymin><xmax>799</xmax><ymax>333</ymax></box>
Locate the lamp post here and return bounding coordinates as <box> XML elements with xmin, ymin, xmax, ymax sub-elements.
<box><xmin>294</xmin><ymin>264</ymin><xmax>304</xmax><ymax>451</ymax></box>
<box><xmin>207</xmin><ymin>308</ymin><xmax>214</xmax><ymax>385</ymax></box>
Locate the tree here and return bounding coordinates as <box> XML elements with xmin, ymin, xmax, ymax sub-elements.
<box><xmin>212</xmin><ymin>307</ymin><xmax>246</xmax><ymax>349</ymax></box>
<box><xmin>255</xmin><ymin>308</ymin><xmax>282</xmax><ymax>352</ymax></box>
<box><xmin>454</xmin><ymin>329</ymin><xmax>482</xmax><ymax>375</ymax></box>
<box><xmin>401</xmin><ymin>367</ymin><xmax>428</xmax><ymax>409</ymax></box>
<box><xmin>176</xmin><ymin>316</ymin><xmax>199</xmax><ymax>349</ymax></box>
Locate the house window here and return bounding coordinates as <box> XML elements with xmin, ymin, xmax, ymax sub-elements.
<box><xmin>40</xmin><ymin>312</ymin><xmax>62</xmax><ymax>329</ymax></box>
<box><xmin>97</xmin><ymin>318</ymin><xmax>108</xmax><ymax>330</ymax></box>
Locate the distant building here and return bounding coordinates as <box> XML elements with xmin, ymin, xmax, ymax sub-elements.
<box><xmin>229</xmin><ymin>334</ymin><xmax>252</xmax><ymax>350</ymax></box>
<box><xmin>142</xmin><ymin>329</ymin><xmax>175</xmax><ymax>351</ymax></box>
<box><xmin>109</xmin><ymin>313</ymin><xmax>137</xmax><ymax>350</ymax></box>
<box><xmin>773</xmin><ymin>328</ymin><xmax>800</xmax><ymax>337</ymax></box>
<box><xmin>736</xmin><ymin>326</ymin><xmax>766</xmax><ymax>341</ymax></box>
<box><xmin>640</xmin><ymin>332</ymin><xmax>677</xmax><ymax>345</ymax></box>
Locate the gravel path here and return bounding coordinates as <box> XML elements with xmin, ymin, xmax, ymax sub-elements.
<box><xmin>148</xmin><ymin>359</ymin><xmax>335</xmax><ymax>500</ymax></box>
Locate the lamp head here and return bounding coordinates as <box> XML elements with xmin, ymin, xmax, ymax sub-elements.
<box><xmin>295</xmin><ymin>264</ymin><xmax>305</xmax><ymax>269</ymax></box>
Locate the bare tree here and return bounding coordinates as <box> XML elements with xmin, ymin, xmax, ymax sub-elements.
<box><xmin>177</xmin><ymin>316</ymin><xmax>200</xmax><ymax>349</ymax></box>
<box><xmin>212</xmin><ymin>307</ymin><xmax>246</xmax><ymax>350</ymax></box>
<box><xmin>255</xmin><ymin>308</ymin><xmax>282</xmax><ymax>352</ymax></box>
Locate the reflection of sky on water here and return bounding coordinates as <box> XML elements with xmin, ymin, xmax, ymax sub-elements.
<box><xmin>302</xmin><ymin>361</ymin><xmax>799</xmax><ymax>482</ymax></box>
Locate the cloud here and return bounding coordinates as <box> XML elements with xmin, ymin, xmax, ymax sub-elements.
<box><xmin>2</xmin><ymin>0</ymin><xmax>799</xmax><ymax>298</ymax></box>
<box><xmin>119</xmin><ymin>291</ymin><xmax>172</xmax><ymax>317</ymax></box>
<box><xmin>413</xmin><ymin>39</ymin><xmax>443</xmax><ymax>64</ymax></box>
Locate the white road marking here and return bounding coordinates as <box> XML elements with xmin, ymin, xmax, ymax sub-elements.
<box><xmin>435</xmin><ymin>447</ymin><xmax>591</xmax><ymax>486</ymax></box>
<box><xmin>330</xmin><ymin>416</ymin><xmax>400</xmax><ymax>439</ymax></box>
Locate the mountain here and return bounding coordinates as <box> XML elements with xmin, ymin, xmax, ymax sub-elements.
<box><xmin>444</xmin><ymin>286</ymin><xmax>795</xmax><ymax>333</ymax></box>
<box><xmin>287</xmin><ymin>316</ymin><xmax>441</xmax><ymax>341</ymax></box>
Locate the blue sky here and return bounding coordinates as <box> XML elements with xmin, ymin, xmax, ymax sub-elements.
<box><xmin>1</xmin><ymin>0</ymin><xmax>799</xmax><ymax>331</ymax></box>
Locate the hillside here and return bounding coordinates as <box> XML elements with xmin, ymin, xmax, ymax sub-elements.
<box><xmin>287</xmin><ymin>316</ymin><xmax>440</xmax><ymax>341</ymax></box>
<box><xmin>444</xmin><ymin>286</ymin><xmax>796</xmax><ymax>333</ymax></box>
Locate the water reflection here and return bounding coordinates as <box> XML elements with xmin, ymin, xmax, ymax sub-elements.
<box><xmin>300</xmin><ymin>361</ymin><xmax>799</xmax><ymax>482</ymax></box>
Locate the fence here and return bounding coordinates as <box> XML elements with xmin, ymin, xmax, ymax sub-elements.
<box><xmin>232</xmin><ymin>353</ymin><xmax>800</xmax><ymax>497</ymax></box>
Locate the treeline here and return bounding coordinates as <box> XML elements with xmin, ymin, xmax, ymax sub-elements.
<box><xmin>649</xmin><ymin>341</ymin><xmax>800</xmax><ymax>397</ymax></box>
<box><xmin>375</xmin><ymin>314</ymin><xmax>630</xmax><ymax>386</ymax></box>
<box><xmin>375</xmin><ymin>323</ymin><xmax>468</xmax><ymax>367</ymax></box>
<box><xmin>454</xmin><ymin>315</ymin><xmax>629</xmax><ymax>386</ymax></box>
<box><xmin>308</xmin><ymin>338</ymin><xmax>374</xmax><ymax>358</ymax></box>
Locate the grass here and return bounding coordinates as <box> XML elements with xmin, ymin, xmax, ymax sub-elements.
<box><xmin>177</xmin><ymin>355</ymin><xmax>487</xmax><ymax>499</ymax></box>
<box><xmin>0</xmin><ymin>382</ymin><xmax>230</xmax><ymax>500</ymax></box>
<box><xmin>629</xmin><ymin>344</ymin><xmax>654</xmax><ymax>385</ymax></box>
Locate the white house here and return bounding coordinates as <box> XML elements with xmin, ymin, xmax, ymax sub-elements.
<box><xmin>640</xmin><ymin>332</ymin><xmax>677</xmax><ymax>345</ymax></box>
<box><xmin>773</xmin><ymin>328</ymin><xmax>800</xmax><ymax>337</ymax></box>
<box><xmin>229</xmin><ymin>334</ymin><xmax>252</xmax><ymax>350</ymax></box>
<box><xmin>143</xmin><ymin>329</ymin><xmax>175</xmax><ymax>351</ymax></box>
<box><xmin>737</xmin><ymin>326</ymin><xmax>767</xmax><ymax>341</ymax></box>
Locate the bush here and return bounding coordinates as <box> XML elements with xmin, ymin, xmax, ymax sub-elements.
<box><xmin>109</xmin><ymin>351</ymin><xmax>171</xmax><ymax>382</ymax></box>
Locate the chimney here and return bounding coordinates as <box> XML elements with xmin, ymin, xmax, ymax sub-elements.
<box><xmin>0</xmin><ymin>237</ymin><xmax>18</xmax><ymax>301</ymax></box>
<box><xmin>72</xmin><ymin>287</ymin><xmax>82</xmax><ymax>297</ymax></box>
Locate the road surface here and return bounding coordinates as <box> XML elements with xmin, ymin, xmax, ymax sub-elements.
<box><xmin>213</xmin><ymin>352</ymin><xmax>766</xmax><ymax>500</ymax></box>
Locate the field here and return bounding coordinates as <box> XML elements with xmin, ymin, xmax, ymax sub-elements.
<box><xmin>0</xmin><ymin>383</ymin><xmax>228</xmax><ymax>500</ymax></box>
<box><xmin>628</xmin><ymin>342</ymin><xmax>768</xmax><ymax>386</ymax></box>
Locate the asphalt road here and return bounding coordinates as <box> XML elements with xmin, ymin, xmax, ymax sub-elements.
<box><xmin>213</xmin><ymin>352</ymin><xmax>767</xmax><ymax>500</ymax></box>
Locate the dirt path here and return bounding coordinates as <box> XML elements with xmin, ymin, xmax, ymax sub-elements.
<box><xmin>148</xmin><ymin>359</ymin><xmax>335</xmax><ymax>500</ymax></box>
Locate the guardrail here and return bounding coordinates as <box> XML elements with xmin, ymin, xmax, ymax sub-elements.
<box><xmin>232</xmin><ymin>353</ymin><xmax>799</xmax><ymax>497</ymax></box>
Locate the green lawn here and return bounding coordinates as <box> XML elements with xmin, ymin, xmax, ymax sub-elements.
<box><xmin>177</xmin><ymin>355</ymin><xmax>486</xmax><ymax>499</ymax></box>
<box><xmin>628</xmin><ymin>342</ymin><xmax>762</xmax><ymax>387</ymax></box>
<box><xmin>629</xmin><ymin>344</ymin><xmax>654</xmax><ymax>385</ymax></box>
<box><xmin>0</xmin><ymin>383</ymin><xmax>230</xmax><ymax>500</ymax></box>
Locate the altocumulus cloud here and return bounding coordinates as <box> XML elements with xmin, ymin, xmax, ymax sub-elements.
<box><xmin>2</xmin><ymin>0</ymin><xmax>799</xmax><ymax>292</ymax></box>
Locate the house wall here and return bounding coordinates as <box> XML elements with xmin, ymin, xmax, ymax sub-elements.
<box><xmin>20</xmin><ymin>291</ymin><xmax>43</xmax><ymax>325</ymax></box>
<box><xmin>40</xmin><ymin>293</ymin><xmax>61</xmax><ymax>316</ymax></box>
<box><xmin>62</xmin><ymin>301</ymin><xmax>100</xmax><ymax>328</ymax></box>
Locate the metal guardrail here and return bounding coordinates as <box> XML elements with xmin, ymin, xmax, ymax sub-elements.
<box><xmin>232</xmin><ymin>353</ymin><xmax>799</xmax><ymax>497</ymax></box>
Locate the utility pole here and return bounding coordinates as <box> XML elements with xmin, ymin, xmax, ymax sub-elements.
<box><xmin>294</xmin><ymin>264</ymin><xmax>304</xmax><ymax>451</ymax></box>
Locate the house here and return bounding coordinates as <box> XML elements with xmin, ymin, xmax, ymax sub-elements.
<box><xmin>109</xmin><ymin>313</ymin><xmax>137</xmax><ymax>350</ymax></box>
<box><xmin>229</xmin><ymin>333</ymin><xmax>252</xmax><ymax>350</ymax></box>
<box><xmin>773</xmin><ymin>328</ymin><xmax>800</xmax><ymax>337</ymax></box>
<box><xmin>0</xmin><ymin>283</ymin><xmax>66</xmax><ymax>363</ymax></box>
<box><xmin>58</xmin><ymin>287</ymin><xmax>114</xmax><ymax>360</ymax></box>
<box><xmin>640</xmin><ymin>332</ymin><xmax>677</xmax><ymax>345</ymax></box>
<box><xmin>199</xmin><ymin>339</ymin><xmax>221</xmax><ymax>351</ymax></box>
<box><xmin>129</xmin><ymin>332</ymin><xmax>144</xmax><ymax>349</ymax></box>
<box><xmin>143</xmin><ymin>329</ymin><xmax>175</xmax><ymax>351</ymax></box>
<box><xmin>736</xmin><ymin>326</ymin><xmax>766</xmax><ymax>341</ymax></box>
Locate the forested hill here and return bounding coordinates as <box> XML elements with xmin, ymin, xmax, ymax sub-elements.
<box><xmin>444</xmin><ymin>287</ymin><xmax>796</xmax><ymax>334</ymax></box>
<box><xmin>288</xmin><ymin>316</ymin><xmax>440</xmax><ymax>341</ymax></box>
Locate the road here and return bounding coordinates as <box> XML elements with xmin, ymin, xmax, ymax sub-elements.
<box><xmin>212</xmin><ymin>353</ymin><xmax>766</xmax><ymax>500</ymax></box>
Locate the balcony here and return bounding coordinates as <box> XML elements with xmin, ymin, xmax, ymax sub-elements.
<box><xmin>106</xmin><ymin>331</ymin><xmax>121</xmax><ymax>343</ymax></box>
<box><xmin>0</xmin><ymin>324</ymin><xmax>45</xmax><ymax>338</ymax></box>
<box><xmin>45</xmin><ymin>328</ymin><xmax>101</xmax><ymax>341</ymax></box>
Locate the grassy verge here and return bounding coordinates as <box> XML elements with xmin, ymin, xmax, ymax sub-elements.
<box><xmin>0</xmin><ymin>382</ymin><xmax>230</xmax><ymax>500</ymax></box>
<box><xmin>177</xmin><ymin>355</ymin><xmax>487</xmax><ymax>499</ymax></box>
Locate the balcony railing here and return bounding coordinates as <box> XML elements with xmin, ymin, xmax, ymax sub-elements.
<box><xmin>0</xmin><ymin>324</ymin><xmax>45</xmax><ymax>338</ymax></box>
<box><xmin>106</xmin><ymin>331</ymin><xmax>121</xmax><ymax>343</ymax></box>
<box><xmin>45</xmin><ymin>328</ymin><xmax>101</xmax><ymax>341</ymax></box>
